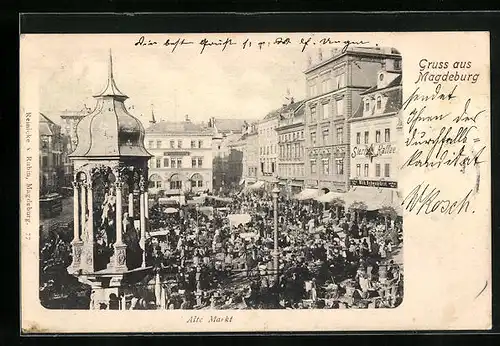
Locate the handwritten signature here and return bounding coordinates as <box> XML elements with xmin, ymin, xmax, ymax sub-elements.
<box><xmin>402</xmin><ymin>182</ymin><xmax>474</xmax><ymax>215</ymax></box>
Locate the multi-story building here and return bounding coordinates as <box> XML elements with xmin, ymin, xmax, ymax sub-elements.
<box><xmin>60</xmin><ymin>106</ymin><xmax>92</xmax><ymax>186</ymax></box>
<box><xmin>145</xmin><ymin>114</ymin><xmax>214</xmax><ymax>204</ymax></box>
<box><xmin>348</xmin><ymin>68</ymin><xmax>403</xmax><ymax>208</ymax></box>
<box><xmin>210</xmin><ymin>119</ymin><xmax>250</xmax><ymax>192</ymax></box>
<box><xmin>258</xmin><ymin>110</ymin><xmax>280</xmax><ymax>189</ymax></box>
<box><xmin>303</xmin><ymin>46</ymin><xmax>402</xmax><ymax>193</ymax></box>
<box><xmin>39</xmin><ymin>113</ymin><xmax>65</xmax><ymax>195</ymax></box>
<box><xmin>242</xmin><ymin>122</ymin><xmax>259</xmax><ymax>187</ymax></box>
<box><xmin>276</xmin><ymin>100</ymin><xmax>306</xmax><ymax>197</ymax></box>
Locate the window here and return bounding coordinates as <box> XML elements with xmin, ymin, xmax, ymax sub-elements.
<box><xmin>310</xmin><ymin>159</ymin><xmax>317</xmax><ymax>174</ymax></box>
<box><xmin>322</xmin><ymin>158</ymin><xmax>329</xmax><ymax>175</ymax></box>
<box><xmin>356</xmin><ymin>164</ymin><xmax>361</xmax><ymax>177</ymax></box>
<box><xmin>310</xmin><ymin>107</ymin><xmax>317</xmax><ymax>122</ymax></box>
<box><xmin>177</xmin><ymin>158</ymin><xmax>182</xmax><ymax>168</ymax></box>
<box><xmin>336</xmin><ymin>127</ymin><xmax>343</xmax><ymax>144</ymax></box>
<box><xmin>192</xmin><ymin>173</ymin><xmax>203</xmax><ymax>188</ymax></box>
<box><xmin>148</xmin><ymin>140</ymin><xmax>154</xmax><ymax>148</ymax></box>
<box><xmin>198</xmin><ymin>158</ymin><xmax>203</xmax><ymax>168</ymax></box>
<box><xmin>335</xmin><ymin>158</ymin><xmax>344</xmax><ymax>175</ymax></box>
<box><xmin>301</xmin><ymin>131</ymin><xmax>304</xmax><ymax>139</ymax></box>
<box><xmin>394</xmin><ymin>59</ymin><xmax>401</xmax><ymax>70</ymax></box>
<box><xmin>379</xmin><ymin>74</ymin><xmax>384</xmax><ymax>82</ymax></box>
<box><xmin>261</xmin><ymin>162</ymin><xmax>264</xmax><ymax>173</ymax></box>
<box><xmin>375</xmin><ymin>164</ymin><xmax>381</xmax><ymax>177</ymax></box>
<box><xmin>364</xmin><ymin>131</ymin><xmax>369</xmax><ymax>144</ymax></box>
<box><xmin>376</xmin><ymin>96</ymin><xmax>382</xmax><ymax>109</ymax></box>
<box><xmin>376</xmin><ymin>130</ymin><xmax>381</xmax><ymax>143</ymax></box>
<box><xmin>364</xmin><ymin>164</ymin><xmax>369</xmax><ymax>177</ymax></box>
<box><xmin>365</xmin><ymin>101</ymin><xmax>369</xmax><ymax>112</ymax></box>
<box><xmin>384</xmin><ymin>163</ymin><xmax>390</xmax><ymax>178</ymax></box>
<box><xmin>170</xmin><ymin>174</ymin><xmax>182</xmax><ymax>190</ymax></box>
<box><xmin>310</xmin><ymin>131</ymin><xmax>317</xmax><ymax>146</ymax></box>
<box><xmin>271</xmin><ymin>162</ymin><xmax>275</xmax><ymax>173</ymax></box>
<box><xmin>321</xmin><ymin>79</ymin><xmax>328</xmax><ymax>93</ymax></box>
<box><xmin>156</xmin><ymin>140</ymin><xmax>162</xmax><ymax>148</ymax></box>
<box><xmin>336</xmin><ymin>98</ymin><xmax>344</xmax><ymax>116</ymax></box>
<box><xmin>156</xmin><ymin>158</ymin><xmax>161</xmax><ymax>168</ymax></box>
<box><xmin>356</xmin><ymin>132</ymin><xmax>361</xmax><ymax>144</ymax></box>
<box><xmin>385</xmin><ymin>129</ymin><xmax>391</xmax><ymax>142</ymax></box>
<box><xmin>192</xmin><ymin>158</ymin><xmax>197</xmax><ymax>168</ymax></box>
<box><xmin>322</xmin><ymin>102</ymin><xmax>329</xmax><ymax>119</ymax></box>
<box><xmin>177</xmin><ymin>140</ymin><xmax>182</xmax><ymax>148</ymax></box>
<box><xmin>163</xmin><ymin>158</ymin><xmax>169</xmax><ymax>167</ymax></box>
<box><xmin>170</xmin><ymin>140</ymin><xmax>175</xmax><ymax>148</ymax></box>
<box><xmin>336</xmin><ymin>74</ymin><xmax>345</xmax><ymax>89</ymax></box>
<box><xmin>198</xmin><ymin>140</ymin><xmax>203</xmax><ymax>148</ymax></box>
<box><xmin>322</xmin><ymin>128</ymin><xmax>329</xmax><ymax>145</ymax></box>
<box><xmin>171</xmin><ymin>159</ymin><xmax>176</xmax><ymax>168</ymax></box>
<box><xmin>191</xmin><ymin>140</ymin><xmax>196</xmax><ymax>148</ymax></box>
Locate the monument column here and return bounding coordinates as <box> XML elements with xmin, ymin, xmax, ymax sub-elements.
<box><xmin>114</xmin><ymin>179</ymin><xmax>127</xmax><ymax>271</ymax></box>
<box><xmin>139</xmin><ymin>175</ymin><xmax>146</xmax><ymax>268</ymax></box>
<box><xmin>68</xmin><ymin>180</ymin><xmax>83</xmax><ymax>274</ymax></box>
<box><xmin>80</xmin><ymin>179</ymin><xmax>95</xmax><ymax>273</ymax></box>
<box><xmin>128</xmin><ymin>178</ymin><xmax>134</xmax><ymax>218</ymax></box>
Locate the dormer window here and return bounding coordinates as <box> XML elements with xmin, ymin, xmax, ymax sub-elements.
<box><xmin>376</xmin><ymin>96</ymin><xmax>382</xmax><ymax>109</ymax></box>
<box><xmin>379</xmin><ymin>74</ymin><xmax>384</xmax><ymax>81</ymax></box>
<box><xmin>364</xmin><ymin>100</ymin><xmax>369</xmax><ymax>112</ymax></box>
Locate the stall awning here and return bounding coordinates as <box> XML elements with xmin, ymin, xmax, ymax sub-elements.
<box><xmin>294</xmin><ymin>188</ymin><xmax>320</xmax><ymax>200</ymax></box>
<box><xmin>344</xmin><ymin>187</ymin><xmax>400</xmax><ymax>212</ymax></box>
<box><xmin>315</xmin><ymin>191</ymin><xmax>345</xmax><ymax>203</ymax></box>
<box><xmin>228</xmin><ymin>213</ymin><xmax>252</xmax><ymax>227</ymax></box>
<box><xmin>247</xmin><ymin>181</ymin><xmax>264</xmax><ymax>190</ymax></box>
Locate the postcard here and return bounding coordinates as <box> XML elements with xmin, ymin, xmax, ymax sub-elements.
<box><xmin>20</xmin><ymin>31</ymin><xmax>491</xmax><ymax>333</ymax></box>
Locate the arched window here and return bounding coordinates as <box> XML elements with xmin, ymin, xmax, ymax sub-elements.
<box><xmin>169</xmin><ymin>174</ymin><xmax>182</xmax><ymax>190</ymax></box>
<box><xmin>191</xmin><ymin>173</ymin><xmax>204</xmax><ymax>188</ymax></box>
<box><xmin>149</xmin><ymin>174</ymin><xmax>162</xmax><ymax>189</ymax></box>
<box><xmin>376</xmin><ymin>96</ymin><xmax>382</xmax><ymax>109</ymax></box>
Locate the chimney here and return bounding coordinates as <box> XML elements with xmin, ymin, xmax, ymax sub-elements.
<box><xmin>185</xmin><ymin>114</ymin><xmax>190</xmax><ymax>122</ymax></box>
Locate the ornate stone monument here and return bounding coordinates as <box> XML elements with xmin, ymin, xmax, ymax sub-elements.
<box><xmin>67</xmin><ymin>51</ymin><xmax>153</xmax><ymax>309</ymax></box>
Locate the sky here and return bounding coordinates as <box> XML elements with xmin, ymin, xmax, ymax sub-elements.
<box><xmin>21</xmin><ymin>33</ymin><xmax>325</xmax><ymax>126</ymax></box>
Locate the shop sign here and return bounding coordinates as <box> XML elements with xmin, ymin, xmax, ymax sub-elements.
<box><xmin>351</xmin><ymin>144</ymin><xmax>397</xmax><ymax>159</ymax></box>
<box><xmin>164</xmin><ymin>151</ymin><xmax>191</xmax><ymax>156</ymax></box>
<box><xmin>349</xmin><ymin>179</ymin><xmax>397</xmax><ymax>188</ymax></box>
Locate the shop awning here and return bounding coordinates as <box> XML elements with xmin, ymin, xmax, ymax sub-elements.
<box><xmin>294</xmin><ymin>188</ymin><xmax>320</xmax><ymax>200</ymax></box>
<box><xmin>247</xmin><ymin>181</ymin><xmax>264</xmax><ymax>190</ymax></box>
<box><xmin>315</xmin><ymin>191</ymin><xmax>345</xmax><ymax>203</ymax></box>
<box><xmin>344</xmin><ymin>187</ymin><xmax>400</xmax><ymax>212</ymax></box>
<box><xmin>228</xmin><ymin>213</ymin><xmax>252</xmax><ymax>227</ymax></box>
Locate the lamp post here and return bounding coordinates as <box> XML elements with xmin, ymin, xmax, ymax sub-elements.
<box><xmin>271</xmin><ymin>184</ymin><xmax>280</xmax><ymax>282</ymax></box>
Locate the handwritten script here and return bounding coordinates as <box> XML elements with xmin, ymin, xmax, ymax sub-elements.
<box><xmin>133</xmin><ymin>35</ymin><xmax>370</xmax><ymax>54</ymax></box>
<box><xmin>401</xmin><ymin>59</ymin><xmax>487</xmax><ymax>215</ymax></box>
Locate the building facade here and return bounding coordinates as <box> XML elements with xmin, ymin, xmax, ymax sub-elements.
<box><xmin>276</xmin><ymin>101</ymin><xmax>306</xmax><ymax>197</ymax></box>
<box><xmin>242</xmin><ymin>122</ymin><xmax>259</xmax><ymax>187</ymax></box>
<box><xmin>303</xmin><ymin>46</ymin><xmax>402</xmax><ymax>193</ymax></box>
<box><xmin>258</xmin><ymin>110</ymin><xmax>280</xmax><ymax>189</ymax></box>
<box><xmin>39</xmin><ymin>113</ymin><xmax>65</xmax><ymax>195</ymax></box>
<box><xmin>145</xmin><ymin>115</ymin><xmax>214</xmax><ymax>204</ymax></box>
<box><xmin>60</xmin><ymin>107</ymin><xmax>92</xmax><ymax>186</ymax></box>
<box><xmin>348</xmin><ymin>68</ymin><xmax>403</xmax><ymax>204</ymax></box>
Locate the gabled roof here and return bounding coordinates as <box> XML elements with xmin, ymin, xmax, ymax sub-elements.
<box><xmin>39</xmin><ymin>113</ymin><xmax>57</xmax><ymax>136</ymax></box>
<box><xmin>146</xmin><ymin>120</ymin><xmax>214</xmax><ymax>135</ymax></box>
<box><xmin>263</xmin><ymin>100</ymin><xmax>305</xmax><ymax>121</ymax></box>
<box><xmin>212</xmin><ymin>118</ymin><xmax>251</xmax><ymax>133</ymax></box>
<box><xmin>360</xmin><ymin>75</ymin><xmax>402</xmax><ymax>96</ymax></box>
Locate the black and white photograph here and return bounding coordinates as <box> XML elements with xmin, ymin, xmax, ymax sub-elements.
<box><xmin>21</xmin><ymin>31</ymin><xmax>490</xmax><ymax>332</ymax></box>
<box><xmin>36</xmin><ymin>35</ymin><xmax>403</xmax><ymax>311</ymax></box>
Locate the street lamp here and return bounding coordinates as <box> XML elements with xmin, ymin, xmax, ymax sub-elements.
<box><xmin>271</xmin><ymin>184</ymin><xmax>280</xmax><ymax>282</ymax></box>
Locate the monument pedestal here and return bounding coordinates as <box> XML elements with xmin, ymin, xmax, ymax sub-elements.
<box><xmin>67</xmin><ymin>240</ymin><xmax>84</xmax><ymax>275</ymax></box>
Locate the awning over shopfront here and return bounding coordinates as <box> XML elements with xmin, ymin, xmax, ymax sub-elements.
<box><xmin>228</xmin><ymin>213</ymin><xmax>252</xmax><ymax>227</ymax></box>
<box><xmin>344</xmin><ymin>186</ymin><xmax>401</xmax><ymax>213</ymax></box>
<box><xmin>294</xmin><ymin>188</ymin><xmax>320</xmax><ymax>200</ymax></box>
<box><xmin>315</xmin><ymin>191</ymin><xmax>345</xmax><ymax>203</ymax></box>
<box><xmin>247</xmin><ymin>181</ymin><xmax>264</xmax><ymax>190</ymax></box>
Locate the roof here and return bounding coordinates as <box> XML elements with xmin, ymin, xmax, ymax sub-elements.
<box><xmin>39</xmin><ymin>113</ymin><xmax>57</xmax><ymax>136</ymax></box>
<box><xmin>212</xmin><ymin>118</ymin><xmax>250</xmax><ymax>133</ymax></box>
<box><xmin>351</xmin><ymin>85</ymin><xmax>402</xmax><ymax>119</ymax></box>
<box><xmin>93</xmin><ymin>50</ymin><xmax>128</xmax><ymax>100</ymax></box>
<box><xmin>360</xmin><ymin>74</ymin><xmax>402</xmax><ymax>95</ymax></box>
<box><xmin>145</xmin><ymin>120</ymin><xmax>214</xmax><ymax>135</ymax></box>
<box><xmin>69</xmin><ymin>53</ymin><xmax>150</xmax><ymax>159</ymax></box>
<box><xmin>264</xmin><ymin>100</ymin><xmax>305</xmax><ymax>121</ymax></box>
